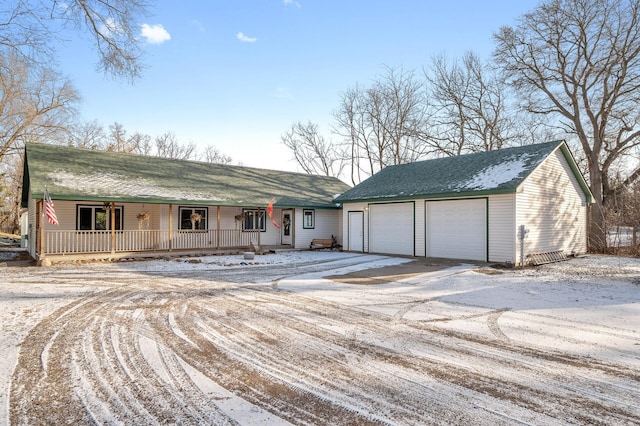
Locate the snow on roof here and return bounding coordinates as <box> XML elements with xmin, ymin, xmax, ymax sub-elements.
<box><xmin>459</xmin><ymin>153</ymin><xmax>533</xmax><ymax>191</ymax></box>
<box><xmin>48</xmin><ymin>171</ymin><xmax>225</xmax><ymax>202</ymax></box>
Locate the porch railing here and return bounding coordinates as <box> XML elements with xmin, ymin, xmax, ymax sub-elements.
<box><xmin>44</xmin><ymin>229</ymin><xmax>262</xmax><ymax>255</ymax></box>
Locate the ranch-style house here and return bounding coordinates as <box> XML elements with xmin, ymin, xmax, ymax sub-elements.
<box><xmin>21</xmin><ymin>140</ymin><xmax>593</xmax><ymax>266</ymax></box>
<box><xmin>21</xmin><ymin>143</ymin><xmax>349</xmax><ymax>262</ymax></box>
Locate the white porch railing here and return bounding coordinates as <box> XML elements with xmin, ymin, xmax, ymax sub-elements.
<box><xmin>44</xmin><ymin>229</ymin><xmax>262</xmax><ymax>255</ymax></box>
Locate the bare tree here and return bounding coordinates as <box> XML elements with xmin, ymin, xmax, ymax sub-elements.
<box><xmin>333</xmin><ymin>66</ymin><xmax>430</xmax><ymax>185</ymax></box>
<box><xmin>0</xmin><ymin>52</ymin><xmax>78</xmax><ymax>160</ymax></box>
<box><xmin>0</xmin><ymin>0</ymin><xmax>150</xmax><ymax>231</ymax></box>
<box><xmin>155</xmin><ymin>131</ymin><xmax>196</xmax><ymax>160</ymax></box>
<box><xmin>68</xmin><ymin>120</ymin><xmax>107</xmax><ymax>150</ymax></box>
<box><xmin>1</xmin><ymin>0</ymin><xmax>149</xmax><ymax>80</ymax></box>
<box><xmin>281</xmin><ymin>121</ymin><xmax>345</xmax><ymax>177</ymax></box>
<box><xmin>0</xmin><ymin>150</ymin><xmax>23</xmax><ymax>234</ymax></box>
<box><xmin>203</xmin><ymin>145</ymin><xmax>232</xmax><ymax>164</ymax></box>
<box><xmin>427</xmin><ymin>52</ymin><xmax>524</xmax><ymax>156</ymax></box>
<box><xmin>494</xmin><ymin>0</ymin><xmax>640</xmax><ymax>251</ymax></box>
<box><xmin>129</xmin><ymin>131</ymin><xmax>153</xmax><ymax>155</ymax></box>
<box><xmin>0</xmin><ymin>53</ymin><xmax>76</xmax><ymax>236</ymax></box>
<box><xmin>68</xmin><ymin>122</ymin><xmax>232</xmax><ymax>164</ymax></box>
<box><xmin>603</xmin><ymin>161</ymin><xmax>640</xmax><ymax>253</ymax></box>
<box><xmin>105</xmin><ymin>122</ymin><xmax>136</xmax><ymax>153</ymax></box>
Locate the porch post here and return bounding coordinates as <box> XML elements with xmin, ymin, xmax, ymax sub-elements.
<box><xmin>169</xmin><ymin>204</ymin><xmax>173</xmax><ymax>251</ymax></box>
<box><xmin>216</xmin><ymin>205</ymin><xmax>221</xmax><ymax>249</ymax></box>
<box><xmin>37</xmin><ymin>199</ymin><xmax>44</xmax><ymax>257</ymax></box>
<box><xmin>258</xmin><ymin>206</ymin><xmax>261</xmax><ymax>248</ymax></box>
<box><xmin>291</xmin><ymin>209</ymin><xmax>295</xmax><ymax>248</ymax></box>
<box><xmin>110</xmin><ymin>202</ymin><xmax>116</xmax><ymax>254</ymax></box>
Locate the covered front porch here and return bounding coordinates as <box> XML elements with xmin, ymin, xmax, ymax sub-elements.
<box><xmin>43</xmin><ymin>228</ymin><xmax>264</xmax><ymax>255</ymax></box>
<box><xmin>32</xmin><ymin>200</ymin><xmax>295</xmax><ymax>261</ymax></box>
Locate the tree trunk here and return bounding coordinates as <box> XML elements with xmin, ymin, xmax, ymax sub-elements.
<box><xmin>588</xmin><ymin>165</ymin><xmax>607</xmax><ymax>252</ymax></box>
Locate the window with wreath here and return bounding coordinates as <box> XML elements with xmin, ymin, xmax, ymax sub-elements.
<box><xmin>179</xmin><ymin>207</ymin><xmax>208</xmax><ymax>230</ymax></box>
<box><xmin>77</xmin><ymin>205</ymin><xmax>122</xmax><ymax>230</ymax></box>
<box><xmin>303</xmin><ymin>209</ymin><xmax>315</xmax><ymax>229</ymax></box>
<box><xmin>242</xmin><ymin>209</ymin><xmax>265</xmax><ymax>231</ymax></box>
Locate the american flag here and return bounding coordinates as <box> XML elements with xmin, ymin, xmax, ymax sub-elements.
<box><xmin>44</xmin><ymin>189</ymin><xmax>59</xmax><ymax>226</ymax></box>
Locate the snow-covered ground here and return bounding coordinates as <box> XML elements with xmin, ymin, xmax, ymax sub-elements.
<box><xmin>1</xmin><ymin>251</ymin><xmax>639</xmax><ymax>425</ymax></box>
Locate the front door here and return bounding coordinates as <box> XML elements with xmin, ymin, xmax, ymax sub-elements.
<box><xmin>348</xmin><ymin>211</ymin><xmax>364</xmax><ymax>252</ymax></box>
<box><xmin>282</xmin><ymin>210</ymin><xmax>293</xmax><ymax>245</ymax></box>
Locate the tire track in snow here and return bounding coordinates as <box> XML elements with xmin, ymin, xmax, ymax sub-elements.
<box><xmin>223</xmin><ymin>287</ymin><xmax>640</xmax><ymax>425</ymax></box>
<box><xmin>9</xmin><ymin>271</ymin><xmax>640</xmax><ymax>425</ymax></box>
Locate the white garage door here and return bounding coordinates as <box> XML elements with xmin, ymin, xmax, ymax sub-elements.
<box><xmin>427</xmin><ymin>199</ymin><xmax>487</xmax><ymax>261</ymax></box>
<box><xmin>369</xmin><ymin>203</ymin><xmax>414</xmax><ymax>256</ymax></box>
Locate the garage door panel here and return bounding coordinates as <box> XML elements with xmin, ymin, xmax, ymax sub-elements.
<box><xmin>369</xmin><ymin>203</ymin><xmax>414</xmax><ymax>256</ymax></box>
<box><xmin>427</xmin><ymin>199</ymin><xmax>486</xmax><ymax>261</ymax></box>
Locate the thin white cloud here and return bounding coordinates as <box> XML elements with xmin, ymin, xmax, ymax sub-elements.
<box><xmin>283</xmin><ymin>0</ymin><xmax>302</xmax><ymax>7</ymax></box>
<box><xmin>237</xmin><ymin>32</ymin><xmax>257</xmax><ymax>43</ymax></box>
<box><xmin>273</xmin><ymin>87</ymin><xmax>293</xmax><ymax>99</ymax></box>
<box><xmin>191</xmin><ymin>19</ymin><xmax>205</xmax><ymax>33</ymax></box>
<box><xmin>141</xmin><ymin>24</ymin><xmax>171</xmax><ymax>44</ymax></box>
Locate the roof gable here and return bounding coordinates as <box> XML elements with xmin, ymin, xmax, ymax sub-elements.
<box><xmin>23</xmin><ymin>143</ymin><xmax>350</xmax><ymax>208</ymax></box>
<box><xmin>335</xmin><ymin>141</ymin><xmax>592</xmax><ymax>202</ymax></box>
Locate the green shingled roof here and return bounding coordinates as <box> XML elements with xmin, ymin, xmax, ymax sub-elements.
<box><xmin>22</xmin><ymin>143</ymin><xmax>350</xmax><ymax>208</ymax></box>
<box><xmin>335</xmin><ymin>140</ymin><xmax>593</xmax><ymax>203</ymax></box>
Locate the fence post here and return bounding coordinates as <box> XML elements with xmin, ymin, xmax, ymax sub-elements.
<box><xmin>169</xmin><ymin>204</ymin><xmax>173</xmax><ymax>251</ymax></box>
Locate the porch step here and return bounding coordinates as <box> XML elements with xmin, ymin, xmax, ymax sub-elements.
<box><xmin>526</xmin><ymin>250</ymin><xmax>567</xmax><ymax>266</ymax></box>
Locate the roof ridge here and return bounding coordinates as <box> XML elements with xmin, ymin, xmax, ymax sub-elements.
<box><xmin>25</xmin><ymin>142</ymin><xmax>343</xmax><ymax>182</ymax></box>
<box><xmin>388</xmin><ymin>140</ymin><xmax>563</xmax><ymax>170</ymax></box>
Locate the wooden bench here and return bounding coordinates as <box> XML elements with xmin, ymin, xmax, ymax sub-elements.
<box><xmin>309</xmin><ymin>236</ymin><xmax>339</xmax><ymax>250</ymax></box>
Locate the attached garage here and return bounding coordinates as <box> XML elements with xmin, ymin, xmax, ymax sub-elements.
<box><xmin>336</xmin><ymin>141</ymin><xmax>594</xmax><ymax>266</ymax></box>
<box><xmin>369</xmin><ymin>203</ymin><xmax>414</xmax><ymax>256</ymax></box>
<box><xmin>426</xmin><ymin>199</ymin><xmax>486</xmax><ymax>261</ymax></box>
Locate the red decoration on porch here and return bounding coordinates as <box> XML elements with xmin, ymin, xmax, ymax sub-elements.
<box><xmin>266</xmin><ymin>199</ymin><xmax>280</xmax><ymax>229</ymax></box>
<box><xmin>44</xmin><ymin>189</ymin><xmax>59</xmax><ymax>226</ymax></box>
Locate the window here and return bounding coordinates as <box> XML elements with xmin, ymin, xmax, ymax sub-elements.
<box><xmin>303</xmin><ymin>209</ymin><xmax>315</xmax><ymax>229</ymax></box>
<box><xmin>242</xmin><ymin>209</ymin><xmax>265</xmax><ymax>231</ymax></box>
<box><xmin>179</xmin><ymin>207</ymin><xmax>208</xmax><ymax>230</ymax></box>
<box><xmin>77</xmin><ymin>205</ymin><xmax>122</xmax><ymax>230</ymax></box>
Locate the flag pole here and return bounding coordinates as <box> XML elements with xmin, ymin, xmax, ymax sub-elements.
<box><xmin>39</xmin><ymin>198</ymin><xmax>45</xmax><ymax>258</ymax></box>
<box><xmin>41</xmin><ymin>187</ymin><xmax>47</xmax><ymax>259</ymax></box>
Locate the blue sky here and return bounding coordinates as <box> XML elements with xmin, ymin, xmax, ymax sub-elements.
<box><xmin>57</xmin><ymin>0</ymin><xmax>540</xmax><ymax>172</ymax></box>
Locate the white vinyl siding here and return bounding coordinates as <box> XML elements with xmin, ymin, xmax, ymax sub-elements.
<box><xmin>27</xmin><ymin>190</ymin><xmax>36</xmax><ymax>258</ymax></box>
<box><xmin>426</xmin><ymin>199</ymin><xmax>487</xmax><ymax>261</ymax></box>
<box><xmin>515</xmin><ymin>149</ymin><xmax>588</xmax><ymax>262</ymax></box>
<box><xmin>488</xmin><ymin>194</ymin><xmax>516</xmax><ymax>264</ymax></box>
<box><xmin>41</xmin><ymin>201</ymin><xmax>162</xmax><ymax>232</ymax></box>
<box><xmin>369</xmin><ymin>202</ymin><xmax>414</xmax><ymax>256</ymax></box>
<box><xmin>294</xmin><ymin>209</ymin><xmax>341</xmax><ymax>249</ymax></box>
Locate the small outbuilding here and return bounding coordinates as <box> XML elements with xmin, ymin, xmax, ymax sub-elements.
<box><xmin>335</xmin><ymin>140</ymin><xmax>594</xmax><ymax>266</ymax></box>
